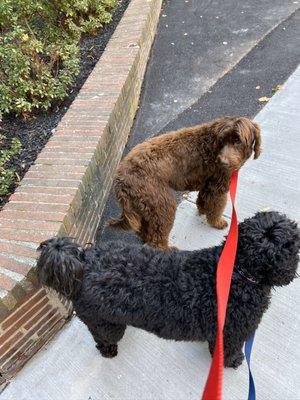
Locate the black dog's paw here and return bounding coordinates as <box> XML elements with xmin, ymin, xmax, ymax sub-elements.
<box><xmin>96</xmin><ymin>343</ymin><xmax>118</xmax><ymax>358</ymax></box>
<box><xmin>225</xmin><ymin>352</ymin><xmax>244</xmax><ymax>369</ymax></box>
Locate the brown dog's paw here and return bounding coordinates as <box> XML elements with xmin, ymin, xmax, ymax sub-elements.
<box><xmin>197</xmin><ymin>206</ymin><xmax>206</xmax><ymax>215</ymax></box>
<box><xmin>209</xmin><ymin>218</ymin><xmax>228</xmax><ymax>230</ymax></box>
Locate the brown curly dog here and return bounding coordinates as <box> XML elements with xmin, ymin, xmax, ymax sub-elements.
<box><xmin>108</xmin><ymin>116</ymin><xmax>261</xmax><ymax>250</ymax></box>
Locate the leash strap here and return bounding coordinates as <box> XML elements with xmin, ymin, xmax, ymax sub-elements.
<box><xmin>201</xmin><ymin>170</ymin><xmax>239</xmax><ymax>400</ymax></box>
<box><xmin>245</xmin><ymin>333</ymin><xmax>256</xmax><ymax>400</ymax></box>
<box><xmin>201</xmin><ymin>170</ymin><xmax>257</xmax><ymax>400</ymax></box>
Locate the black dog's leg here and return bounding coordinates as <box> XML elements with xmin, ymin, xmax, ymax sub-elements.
<box><xmin>224</xmin><ymin>341</ymin><xmax>244</xmax><ymax>369</ymax></box>
<box><xmin>208</xmin><ymin>335</ymin><xmax>244</xmax><ymax>369</ymax></box>
<box><xmin>88</xmin><ymin>319</ymin><xmax>126</xmax><ymax>358</ymax></box>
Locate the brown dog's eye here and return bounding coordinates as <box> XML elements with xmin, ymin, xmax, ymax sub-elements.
<box><xmin>232</xmin><ymin>133</ymin><xmax>241</xmax><ymax>144</ymax></box>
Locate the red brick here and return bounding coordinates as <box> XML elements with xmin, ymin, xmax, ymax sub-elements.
<box><xmin>0</xmin><ymin>331</ymin><xmax>23</xmax><ymax>358</ymax></box>
<box><xmin>1</xmin><ymin>290</ymin><xmax>46</xmax><ymax>330</ymax></box>
<box><xmin>36</xmin><ymin>313</ymin><xmax>61</xmax><ymax>337</ymax></box>
<box><xmin>0</xmin><ymin>218</ymin><xmax>61</xmax><ymax>232</ymax></box>
<box><xmin>24</xmin><ymin>303</ymin><xmax>52</xmax><ymax>331</ymax></box>
<box><xmin>44</xmin><ymin>144</ymin><xmax>98</xmax><ymax>151</ymax></box>
<box><xmin>1</xmin><ymin>339</ymin><xmax>34</xmax><ymax>374</ymax></box>
<box><xmin>1</xmin><ymin>313</ymin><xmax>64</xmax><ymax>373</ymax></box>
<box><xmin>15</xmin><ymin>186</ymin><xmax>78</xmax><ymax>196</ymax></box>
<box><xmin>0</xmin><ymin>0</ymin><xmax>162</xmax><ymax>377</ymax></box>
<box><xmin>38</xmin><ymin>150</ymin><xmax>93</xmax><ymax>159</ymax></box>
<box><xmin>9</xmin><ymin>193</ymin><xmax>74</xmax><ymax>205</ymax></box>
<box><xmin>30</xmin><ymin>165</ymin><xmax>86</xmax><ymax>174</ymax></box>
<box><xmin>58</xmin><ymin>118</ymin><xmax>108</xmax><ymax>126</ymax></box>
<box><xmin>0</xmin><ymin>298</ymin><xmax>49</xmax><ymax>346</ymax></box>
<box><xmin>0</xmin><ymin>209</ymin><xmax>66</xmax><ymax>223</ymax></box>
<box><xmin>53</xmin><ymin>131</ymin><xmax>103</xmax><ymax>138</ymax></box>
<box><xmin>48</xmin><ymin>136</ymin><xmax>100</xmax><ymax>143</ymax></box>
<box><xmin>0</xmin><ymin>272</ymin><xmax>17</xmax><ymax>291</ymax></box>
<box><xmin>0</xmin><ymin>254</ymin><xmax>31</xmax><ymax>276</ymax></box>
<box><xmin>21</xmin><ymin>178</ymin><xmax>81</xmax><ymax>188</ymax></box>
<box><xmin>0</xmin><ymin>242</ymin><xmax>36</xmax><ymax>259</ymax></box>
<box><xmin>1</xmin><ymin>319</ymin><xmax>66</xmax><ymax>376</ymax></box>
<box><xmin>6</xmin><ymin>202</ymin><xmax>69</xmax><ymax>213</ymax></box>
<box><xmin>0</xmin><ymin>228</ymin><xmax>57</xmax><ymax>244</ymax></box>
<box><xmin>0</xmin><ymin>308</ymin><xmax>57</xmax><ymax>363</ymax></box>
<box><xmin>25</xmin><ymin>171</ymin><xmax>85</xmax><ymax>180</ymax></box>
<box><xmin>35</xmin><ymin>158</ymin><xmax>90</xmax><ymax>166</ymax></box>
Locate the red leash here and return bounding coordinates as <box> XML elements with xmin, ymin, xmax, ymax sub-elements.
<box><xmin>202</xmin><ymin>170</ymin><xmax>239</xmax><ymax>400</ymax></box>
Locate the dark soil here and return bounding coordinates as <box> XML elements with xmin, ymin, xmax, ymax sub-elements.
<box><xmin>0</xmin><ymin>0</ymin><xmax>130</xmax><ymax>209</ymax></box>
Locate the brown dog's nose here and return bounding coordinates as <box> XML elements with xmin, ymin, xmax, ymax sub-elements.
<box><xmin>218</xmin><ymin>154</ymin><xmax>231</xmax><ymax>167</ymax></box>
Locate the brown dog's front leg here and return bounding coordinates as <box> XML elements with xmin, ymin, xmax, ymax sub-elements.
<box><xmin>206</xmin><ymin>192</ymin><xmax>228</xmax><ymax>229</ymax></box>
<box><xmin>197</xmin><ymin>191</ymin><xmax>228</xmax><ymax>229</ymax></box>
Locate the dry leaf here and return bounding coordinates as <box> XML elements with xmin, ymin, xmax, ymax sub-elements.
<box><xmin>272</xmin><ymin>84</ymin><xmax>284</xmax><ymax>93</ymax></box>
<box><xmin>260</xmin><ymin>207</ymin><xmax>271</xmax><ymax>212</ymax></box>
<box><xmin>258</xmin><ymin>96</ymin><xmax>270</xmax><ymax>102</ymax></box>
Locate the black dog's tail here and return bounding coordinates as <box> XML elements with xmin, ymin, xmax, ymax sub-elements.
<box><xmin>37</xmin><ymin>237</ymin><xmax>83</xmax><ymax>300</ymax></box>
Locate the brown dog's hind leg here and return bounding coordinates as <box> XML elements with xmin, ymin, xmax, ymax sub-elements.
<box><xmin>196</xmin><ymin>192</ymin><xmax>206</xmax><ymax>215</ymax></box>
<box><xmin>139</xmin><ymin>188</ymin><xmax>177</xmax><ymax>250</ymax></box>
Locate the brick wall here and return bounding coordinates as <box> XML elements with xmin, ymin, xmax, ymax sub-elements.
<box><xmin>0</xmin><ymin>0</ymin><xmax>162</xmax><ymax>386</ymax></box>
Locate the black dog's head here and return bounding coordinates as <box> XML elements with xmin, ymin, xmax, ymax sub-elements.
<box><xmin>236</xmin><ymin>211</ymin><xmax>300</xmax><ymax>286</ymax></box>
<box><xmin>37</xmin><ymin>237</ymin><xmax>83</xmax><ymax>300</ymax></box>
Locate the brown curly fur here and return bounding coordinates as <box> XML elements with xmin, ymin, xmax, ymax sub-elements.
<box><xmin>108</xmin><ymin>116</ymin><xmax>261</xmax><ymax>250</ymax></box>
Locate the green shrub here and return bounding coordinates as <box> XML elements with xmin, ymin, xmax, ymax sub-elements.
<box><xmin>0</xmin><ymin>135</ymin><xmax>22</xmax><ymax>196</ymax></box>
<box><xmin>0</xmin><ymin>0</ymin><xmax>117</xmax><ymax>118</ymax></box>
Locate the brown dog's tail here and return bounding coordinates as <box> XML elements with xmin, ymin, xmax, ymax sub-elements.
<box><xmin>107</xmin><ymin>200</ymin><xmax>141</xmax><ymax>233</ymax></box>
<box><xmin>107</xmin><ymin>215</ymin><xmax>132</xmax><ymax>230</ymax></box>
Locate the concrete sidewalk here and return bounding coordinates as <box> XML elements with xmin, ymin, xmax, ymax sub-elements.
<box><xmin>1</xmin><ymin>66</ymin><xmax>300</xmax><ymax>400</ymax></box>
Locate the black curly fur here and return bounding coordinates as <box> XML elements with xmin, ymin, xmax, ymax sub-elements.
<box><xmin>36</xmin><ymin>211</ymin><xmax>300</xmax><ymax>368</ymax></box>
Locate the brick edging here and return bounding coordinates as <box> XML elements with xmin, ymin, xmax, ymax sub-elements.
<box><xmin>0</xmin><ymin>0</ymin><xmax>162</xmax><ymax>384</ymax></box>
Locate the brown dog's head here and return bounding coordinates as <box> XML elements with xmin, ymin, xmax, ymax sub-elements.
<box><xmin>211</xmin><ymin>116</ymin><xmax>261</xmax><ymax>170</ymax></box>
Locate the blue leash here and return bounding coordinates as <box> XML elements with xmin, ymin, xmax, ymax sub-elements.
<box><xmin>245</xmin><ymin>333</ymin><xmax>256</xmax><ymax>400</ymax></box>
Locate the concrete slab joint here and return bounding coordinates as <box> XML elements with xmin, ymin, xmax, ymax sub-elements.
<box><xmin>0</xmin><ymin>0</ymin><xmax>163</xmax><ymax>385</ymax></box>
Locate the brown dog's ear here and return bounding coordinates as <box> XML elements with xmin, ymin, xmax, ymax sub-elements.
<box><xmin>252</xmin><ymin>122</ymin><xmax>262</xmax><ymax>159</ymax></box>
<box><xmin>211</xmin><ymin>116</ymin><xmax>236</xmax><ymax>141</ymax></box>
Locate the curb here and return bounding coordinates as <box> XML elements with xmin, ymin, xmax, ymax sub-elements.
<box><xmin>0</xmin><ymin>0</ymin><xmax>162</xmax><ymax>384</ymax></box>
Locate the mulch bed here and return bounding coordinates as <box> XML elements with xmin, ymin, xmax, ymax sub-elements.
<box><xmin>0</xmin><ymin>0</ymin><xmax>130</xmax><ymax>210</ymax></box>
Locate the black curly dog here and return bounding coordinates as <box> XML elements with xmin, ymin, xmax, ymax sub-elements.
<box><xmin>37</xmin><ymin>211</ymin><xmax>299</xmax><ymax>368</ymax></box>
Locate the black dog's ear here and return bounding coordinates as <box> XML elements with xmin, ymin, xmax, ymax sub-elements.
<box><xmin>238</xmin><ymin>212</ymin><xmax>300</xmax><ymax>287</ymax></box>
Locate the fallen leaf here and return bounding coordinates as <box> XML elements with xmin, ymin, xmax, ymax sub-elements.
<box><xmin>21</xmin><ymin>33</ymin><xmax>29</xmax><ymax>42</ymax></box>
<box><xmin>255</xmin><ymin>85</ymin><xmax>260</xmax><ymax>90</ymax></box>
<box><xmin>258</xmin><ymin>96</ymin><xmax>270</xmax><ymax>102</ymax></box>
<box><xmin>260</xmin><ymin>207</ymin><xmax>271</xmax><ymax>212</ymax></box>
<box><xmin>272</xmin><ymin>84</ymin><xmax>284</xmax><ymax>93</ymax></box>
